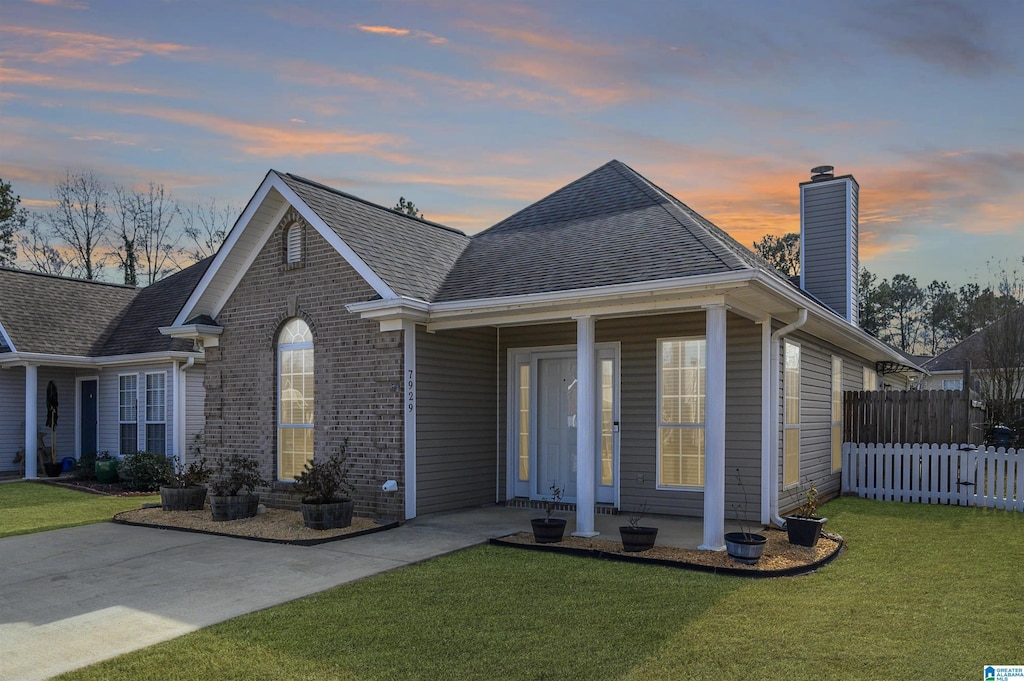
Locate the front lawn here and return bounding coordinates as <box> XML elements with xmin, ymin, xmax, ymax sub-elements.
<box><xmin>0</xmin><ymin>481</ymin><xmax>159</xmax><ymax>538</ymax></box>
<box><xmin>58</xmin><ymin>497</ymin><xmax>1023</xmax><ymax>680</ymax></box>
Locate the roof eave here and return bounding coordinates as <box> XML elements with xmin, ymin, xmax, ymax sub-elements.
<box><xmin>0</xmin><ymin>350</ymin><xmax>202</xmax><ymax>369</ymax></box>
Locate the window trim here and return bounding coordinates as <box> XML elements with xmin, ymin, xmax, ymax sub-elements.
<box><xmin>144</xmin><ymin>371</ymin><xmax>167</xmax><ymax>455</ymax></box>
<box><xmin>118</xmin><ymin>372</ymin><xmax>139</xmax><ymax>457</ymax></box>
<box><xmin>863</xmin><ymin>366</ymin><xmax>878</xmax><ymax>391</ymax></box>
<box><xmin>656</xmin><ymin>335</ymin><xmax>706</xmax><ymax>491</ymax></box>
<box><xmin>831</xmin><ymin>355</ymin><xmax>843</xmax><ymax>473</ymax></box>
<box><xmin>783</xmin><ymin>340</ymin><xmax>801</xmax><ymax>489</ymax></box>
<box><xmin>284</xmin><ymin>222</ymin><xmax>303</xmax><ymax>268</ymax></box>
<box><xmin>277</xmin><ymin>318</ymin><xmax>314</xmax><ymax>482</ymax></box>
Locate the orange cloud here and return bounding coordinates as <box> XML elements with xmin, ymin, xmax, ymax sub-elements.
<box><xmin>23</xmin><ymin>0</ymin><xmax>87</xmax><ymax>8</ymax></box>
<box><xmin>0</xmin><ymin>64</ymin><xmax>164</xmax><ymax>94</ymax></box>
<box><xmin>0</xmin><ymin>25</ymin><xmax>190</xmax><ymax>65</ymax></box>
<box><xmin>274</xmin><ymin>61</ymin><xmax>401</xmax><ymax>95</ymax></box>
<box><xmin>115</xmin><ymin>106</ymin><xmax>411</xmax><ymax>161</ymax></box>
<box><xmin>459</xmin><ymin>22</ymin><xmax>613</xmax><ymax>58</ymax></box>
<box><xmin>355</xmin><ymin>24</ymin><xmax>447</xmax><ymax>45</ymax></box>
<box><xmin>397</xmin><ymin>68</ymin><xmax>564</xmax><ymax>107</ymax></box>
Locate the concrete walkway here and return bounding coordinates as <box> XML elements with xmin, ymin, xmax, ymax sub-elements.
<box><xmin>0</xmin><ymin>506</ymin><xmax>536</xmax><ymax>681</ymax></box>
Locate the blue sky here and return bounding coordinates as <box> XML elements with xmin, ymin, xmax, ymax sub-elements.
<box><xmin>1</xmin><ymin>0</ymin><xmax>1022</xmax><ymax>287</ymax></box>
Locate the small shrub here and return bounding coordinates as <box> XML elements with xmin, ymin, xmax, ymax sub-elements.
<box><xmin>291</xmin><ymin>442</ymin><xmax>354</xmax><ymax>504</ymax></box>
<box><xmin>210</xmin><ymin>454</ymin><xmax>269</xmax><ymax>496</ymax></box>
<box><xmin>119</xmin><ymin>451</ymin><xmax>174</xmax><ymax>492</ymax></box>
<box><xmin>165</xmin><ymin>456</ymin><xmax>212</xmax><ymax>488</ymax></box>
<box><xmin>75</xmin><ymin>450</ymin><xmax>99</xmax><ymax>480</ymax></box>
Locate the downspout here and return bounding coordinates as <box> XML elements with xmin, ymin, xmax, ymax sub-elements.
<box><xmin>768</xmin><ymin>308</ymin><xmax>807</xmax><ymax>528</ymax></box>
<box><xmin>178</xmin><ymin>356</ymin><xmax>195</xmax><ymax>467</ymax></box>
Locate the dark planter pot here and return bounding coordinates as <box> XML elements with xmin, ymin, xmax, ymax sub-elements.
<box><xmin>786</xmin><ymin>516</ymin><xmax>827</xmax><ymax>547</ymax></box>
<box><xmin>160</xmin><ymin>485</ymin><xmax>208</xmax><ymax>512</ymax></box>
<box><xmin>43</xmin><ymin>462</ymin><xmax>63</xmax><ymax>478</ymax></box>
<box><xmin>531</xmin><ymin>518</ymin><xmax>567</xmax><ymax>544</ymax></box>
<box><xmin>724</xmin><ymin>532</ymin><xmax>768</xmax><ymax>565</ymax></box>
<box><xmin>95</xmin><ymin>460</ymin><xmax>119</xmax><ymax>483</ymax></box>
<box><xmin>300</xmin><ymin>498</ymin><xmax>355</xmax><ymax>530</ymax></box>
<box><xmin>619</xmin><ymin>526</ymin><xmax>659</xmax><ymax>552</ymax></box>
<box><xmin>209</xmin><ymin>494</ymin><xmax>260</xmax><ymax>522</ymax></box>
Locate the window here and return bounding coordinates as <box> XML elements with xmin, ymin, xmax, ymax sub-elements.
<box><xmin>658</xmin><ymin>337</ymin><xmax>705</xmax><ymax>488</ymax></box>
<box><xmin>942</xmin><ymin>378</ymin><xmax>964</xmax><ymax>391</ymax></box>
<box><xmin>517</xmin><ymin>362</ymin><xmax>530</xmax><ymax>482</ymax></box>
<box><xmin>600</xmin><ymin>358</ymin><xmax>614</xmax><ymax>486</ymax></box>
<box><xmin>145</xmin><ymin>372</ymin><xmax>166</xmax><ymax>455</ymax></box>
<box><xmin>832</xmin><ymin>356</ymin><xmax>843</xmax><ymax>472</ymax></box>
<box><xmin>278</xmin><ymin>318</ymin><xmax>313</xmax><ymax>480</ymax></box>
<box><xmin>863</xmin><ymin>366</ymin><xmax>878</xmax><ymax>391</ymax></box>
<box><xmin>119</xmin><ymin>374</ymin><xmax>138</xmax><ymax>455</ymax></box>
<box><xmin>783</xmin><ymin>341</ymin><xmax>800</xmax><ymax>487</ymax></box>
<box><xmin>285</xmin><ymin>223</ymin><xmax>302</xmax><ymax>265</ymax></box>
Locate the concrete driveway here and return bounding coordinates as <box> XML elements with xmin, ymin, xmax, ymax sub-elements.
<box><xmin>0</xmin><ymin>506</ymin><xmax>535</xmax><ymax>681</ymax></box>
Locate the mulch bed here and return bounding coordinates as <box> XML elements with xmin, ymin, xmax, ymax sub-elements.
<box><xmin>491</xmin><ymin>528</ymin><xmax>844</xmax><ymax>577</ymax></box>
<box><xmin>33</xmin><ymin>476</ymin><xmax>156</xmax><ymax>496</ymax></box>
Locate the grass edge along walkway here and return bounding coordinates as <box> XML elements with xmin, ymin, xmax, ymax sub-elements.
<box><xmin>0</xmin><ymin>481</ymin><xmax>159</xmax><ymax>538</ymax></box>
<box><xmin>57</xmin><ymin>497</ymin><xmax>1023</xmax><ymax>681</ymax></box>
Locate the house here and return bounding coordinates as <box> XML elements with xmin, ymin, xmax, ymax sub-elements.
<box><xmin>0</xmin><ymin>261</ymin><xmax>210</xmax><ymax>477</ymax></box>
<box><xmin>162</xmin><ymin>159</ymin><xmax>920</xmax><ymax>550</ymax></box>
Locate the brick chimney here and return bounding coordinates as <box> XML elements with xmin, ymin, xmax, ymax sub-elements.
<box><xmin>799</xmin><ymin>166</ymin><xmax>859</xmax><ymax>324</ymax></box>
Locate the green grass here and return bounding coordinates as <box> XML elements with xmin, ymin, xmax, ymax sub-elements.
<box><xmin>58</xmin><ymin>497</ymin><xmax>1023</xmax><ymax>681</ymax></box>
<box><xmin>0</xmin><ymin>481</ymin><xmax>159</xmax><ymax>537</ymax></box>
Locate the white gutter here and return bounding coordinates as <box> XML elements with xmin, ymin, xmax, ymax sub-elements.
<box><xmin>767</xmin><ymin>308</ymin><xmax>807</xmax><ymax>528</ymax></box>
<box><xmin>0</xmin><ymin>350</ymin><xmax>202</xmax><ymax>369</ymax></box>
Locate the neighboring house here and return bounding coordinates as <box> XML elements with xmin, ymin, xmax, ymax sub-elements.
<box><xmin>163</xmin><ymin>160</ymin><xmax>921</xmax><ymax>550</ymax></box>
<box><xmin>920</xmin><ymin>306</ymin><xmax>1024</xmax><ymax>395</ymax></box>
<box><xmin>0</xmin><ymin>261</ymin><xmax>211</xmax><ymax>477</ymax></box>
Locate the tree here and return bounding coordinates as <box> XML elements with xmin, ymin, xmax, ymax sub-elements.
<box><xmin>858</xmin><ymin>268</ymin><xmax>893</xmax><ymax>339</ymax></box>
<box><xmin>111</xmin><ymin>185</ymin><xmax>140</xmax><ymax>285</ymax></box>
<box><xmin>19</xmin><ymin>217</ymin><xmax>76</xmax><ymax>276</ymax></box>
<box><xmin>48</xmin><ymin>170</ymin><xmax>110</xmax><ymax>280</ymax></box>
<box><xmin>181</xmin><ymin>199</ymin><xmax>232</xmax><ymax>262</ymax></box>
<box><xmin>752</xmin><ymin>232</ymin><xmax>800</xmax><ymax>277</ymax></box>
<box><xmin>888</xmin><ymin>274</ymin><xmax>923</xmax><ymax>353</ymax></box>
<box><xmin>0</xmin><ymin>177</ymin><xmax>26</xmax><ymax>267</ymax></box>
<box><xmin>977</xmin><ymin>260</ymin><xmax>1024</xmax><ymax>430</ymax></box>
<box><xmin>392</xmin><ymin>197</ymin><xmax>424</xmax><ymax>219</ymax></box>
<box><xmin>130</xmin><ymin>182</ymin><xmax>181</xmax><ymax>285</ymax></box>
<box><xmin>922</xmin><ymin>280</ymin><xmax>958</xmax><ymax>355</ymax></box>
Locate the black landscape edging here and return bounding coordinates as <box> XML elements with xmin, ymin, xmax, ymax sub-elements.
<box><xmin>489</xmin><ymin>534</ymin><xmax>844</xmax><ymax>578</ymax></box>
<box><xmin>112</xmin><ymin>514</ymin><xmax>400</xmax><ymax>546</ymax></box>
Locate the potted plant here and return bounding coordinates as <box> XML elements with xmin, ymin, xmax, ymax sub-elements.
<box><xmin>786</xmin><ymin>482</ymin><xmax>827</xmax><ymax>547</ymax></box>
<box><xmin>42</xmin><ymin>381</ymin><xmax>63</xmax><ymax>477</ymax></box>
<box><xmin>619</xmin><ymin>502</ymin><xmax>658</xmax><ymax>552</ymax></box>
<box><xmin>160</xmin><ymin>456</ymin><xmax>212</xmax><ymax>511</ymax></box>
<box><xmin>94</xmin><ymin>452</ymin><xmax>119</xmax><ymax>484</ymax></box>
<box><xmin>208</xmin><ymin>454</ymin><xmax>269</xmax><ymax>521</ymax></box>
<box><xmin>530</xmin><ymin>483</ymin><xmax>566</xmax><ymax>543</ymax></box>
<box><xmin>290</xmin><ymin>445</ymin><xmax>356</xmax><ymax>530</ymax></box>
<box><xmin>724</xmin><ymin>469</ymin><xmax>767</xmax><ymax>564</ymax></box>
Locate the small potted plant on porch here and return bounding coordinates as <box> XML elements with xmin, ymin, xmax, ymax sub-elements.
<box><xmin>290</xmin><ymin>445</ymin><xmax>356</xmax><ymax>530</ymax></box>
<box><xmin>724</xmin><ymin>469</ymin><xmax>767</xmax><ymax>564</ymax></box>
<box><xmin>619</xmin><ymin>502</ymin><xmax>658</xmax><ymax>552</ymax></box>
<box><xmin>160</xmin><ymin>456</ymin><xmax>212</xmax><ymax>511</ymax></box>
<box><xmin>530</xmin><ymin>483</ymin><xmax>566</xmax><ymax>543</ymax></box>
<box><xmin>785</xmin><ymin>482</ymin><xmax>827</xmax><ymax>547</ymax></box>
<box><xmin>208</xmin><ymin>454</ymin><xmax>269</xmax><ymax>521</ymax></box>
<box><xmin>94</xmin><ymin>452</ymin><xmax>119</xmax><ymax>483</ymax></box>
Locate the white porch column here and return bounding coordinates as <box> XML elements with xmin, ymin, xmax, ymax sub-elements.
<box><xmin>402</xmin><ymin>319</ymin><xmax>417</xmax><ymax>520</ymax></box>
<box><xmin>24</xmin><ymin>365</ymin><xmax>38</xmax><ymax>479</ymax></box>
<box><xmin>700</xmin><ymin>304</ymin><xmax>727</xmax><ymax>550</ymax></box>
<box><xmin>573</xmin><ymin>315</ymin><xmax>598</xmax><ymax>537</ymax></box>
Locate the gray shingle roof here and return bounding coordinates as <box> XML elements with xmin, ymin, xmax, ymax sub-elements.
<box><xmin>278</xmin><ymin>173</ymin><xmax>470</xmax><ymax>301</ymax></box>
<box><xmin>433</xmin><ymin>160</ymin><xmax>760</xmax><ymax>302</ymax></box>
<box><xmin>0</xmin><ymin>259</ymin><xmax>211</xmax><ymax>358</ymax></box>
<box><xmin>924</xmin><ymin>305</ymin><xmax>1024</xmax><ymax>372</ymax></box>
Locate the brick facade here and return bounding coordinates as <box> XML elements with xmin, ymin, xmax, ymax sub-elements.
<box><xmin>204</xmin><ymin>207</ymin><xmax>406</xmax><ymax>519</ymax></box>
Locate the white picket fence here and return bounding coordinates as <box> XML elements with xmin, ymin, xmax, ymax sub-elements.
<box><xmin>842</xmin><ymin>442</ymin><xmax>1024</xmax><ymax>511</ymax></box>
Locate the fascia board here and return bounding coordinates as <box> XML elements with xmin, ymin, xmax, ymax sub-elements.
<box><xmin>159</xmin><ymin>324</ymin><xmax>224</xmax><ymax>338</ymax></box>
<box><xmin>0</xmin><ymin>350</ymin><xmax>199</xmax><ymax>369</ymax></box>
<box><xmin>0</xmin><ymin>320</ymin><xmax>16</xmax><ymax>353</ymax></box>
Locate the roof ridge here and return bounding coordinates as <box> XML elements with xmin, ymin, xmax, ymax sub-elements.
<box><xmin>280</xmin><ymin>172</ymin><xmax>468</xmax><ymax>238</ymax></box>
<box><xmin>0</xmin><ymin>266</ymin><xmax>139</xmax><ymax>290</ymax></box>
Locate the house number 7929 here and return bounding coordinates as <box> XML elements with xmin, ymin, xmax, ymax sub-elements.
<box><xmin>407</xmin><ymin>369</ymin><xmax>414</xmax><ymax>411</ymax></box>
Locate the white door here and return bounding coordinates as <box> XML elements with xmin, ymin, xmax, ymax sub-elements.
<box><xmin>511</xmin><ymin>346</ymin><xmax>619</xmax><ymax>505</ymax></box>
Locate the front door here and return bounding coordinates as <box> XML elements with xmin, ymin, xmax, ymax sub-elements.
<box><xmin>511</xmin><ymin>346</ymin><xmax>619</xmax><ymax>505</ymax></box>
<box><xmin>79</xmin><ymin>379</ymin><xmax>98</xmax><ymax>456</ymax></box>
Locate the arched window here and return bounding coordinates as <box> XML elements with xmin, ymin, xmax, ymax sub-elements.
<box><xmin>278</xmin><ymin>318</ymin><xmax>313</xmax><ymax>480</ymax></box>
<box><xmin>285</xmin><ymin>223</ymin><xmax>302</xmax><ymax>265</ymax></box>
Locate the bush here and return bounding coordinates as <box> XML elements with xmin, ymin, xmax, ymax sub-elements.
<box><xmin>291</xmin><ymin>443</ymin><xmax>354</xmax><ymax>504</ymax></box>
<box><xmin>210</xmin><ymin>454</ymin><xmax>269</xmax><ymax>496</ymax></box>
<box><xmin>75</xmin><ymin>450</ymin><xmax>99</xmax><ymax>480</ymax></box>
<box><xmin>119</xmin><ymin>451</ymin><xmax>174</xmax><ymax>492</ymax></box>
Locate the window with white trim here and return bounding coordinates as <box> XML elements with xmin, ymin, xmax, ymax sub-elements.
<box><xmin>118</xmin><ymin>374</ymin><xmax>138</xmax><ymax>455</ymax></box>
<box><xmin>278</xmin><ymin>318</ymin><xmax>314</xmax><ymax>480</ymax></box>
<box><xmin>863</xmin><ymin>366</ymin><xmax>878</xmax><ymax>391</ymax></box>
<box><xmin>658</xmin><ymin>337</ymin><xmax>705</xmax><ymax>489</ymax></box>
<box><xmin>145</xmin><ymin>372</ymin><xmax>167</xmax><ymax>455</ymax></box>
<box><xmin>285</xmin><ymin>223</ymin><xmax>302</xmax><ymax>265</ymax></box>
<box><xmin>942</xmin><ymin>378</ymin><xmax>964</xmax><ymax>391</ymax></box>
<box><xmin>783</xmin><ymin>341</ymin><xmax>800</xmax><ymax>487</ymax></box>
<box><xmin>831</xmin><ymin>356</ymin><xmax>843</xmax><ymax>472</ymax></box>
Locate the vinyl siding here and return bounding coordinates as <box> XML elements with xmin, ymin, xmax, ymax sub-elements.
<box><xmin>498</xmin><ymin>312</ymin><xmax>762</xmax><ymax>519</ymax></box>
<box><xmin>416</xmin><ymin>327</ymin><xmax>498</xmax><ymax>514</ymax></box>
<box><xmin>0</xmin><ymin>366</ymin><xmax>26</xmax><ymax>472</ymax></box>
<box><xmin>184</xmin><ymin>365</ymin><xmax>205</xmax><ymax>457</ymax></box>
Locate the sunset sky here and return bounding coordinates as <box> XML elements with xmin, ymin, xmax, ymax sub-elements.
<box><xmin>1</xmin><ymin>0</ymin><xmax>1022</xmax><ymax>287</ymax></box>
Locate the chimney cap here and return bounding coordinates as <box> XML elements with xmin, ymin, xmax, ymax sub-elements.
<box><xmin>810</xmin><ymin>165</ymin><xmax>834</xmax><ymax>181</ymax></box>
